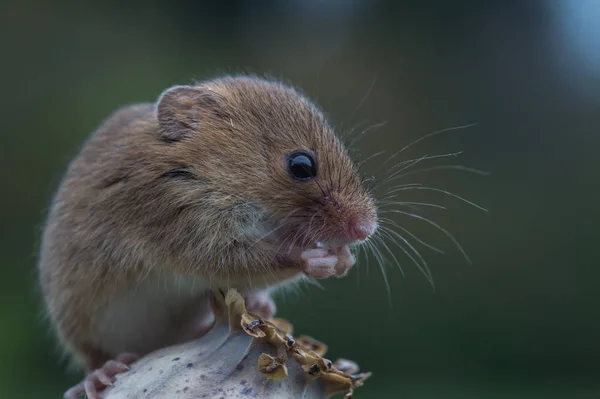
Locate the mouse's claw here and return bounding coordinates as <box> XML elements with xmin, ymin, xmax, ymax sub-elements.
<box><xmin>64</xmin><ymin>353</ymin><xmax>138</xmax><ymax>399</ymax></box>
<box><xmin>301</xmin><ymin>246</ymin><xmax>355</xmax><ymax>279</ymax></box>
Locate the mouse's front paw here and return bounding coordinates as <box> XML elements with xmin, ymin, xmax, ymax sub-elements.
<box><xmin>301</xmin><ymin>246</ymin><xmax>355</xmax><ymax>279</ymax></box>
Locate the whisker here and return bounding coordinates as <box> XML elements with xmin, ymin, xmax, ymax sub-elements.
<box><xmin>371</xmin><ymin>233</ymin><xmax>404</xmax><ymax>277</ymax></box>
<box><xmin>378</xmin><ymin>201</ymin><xmax>447</xmax><ymax>210</ymax></box>
<box><xmin>388</xmin><ymin>153</ymin><xmax>433</xmax><ymax>177</ymax></box>
<box><xmin>396</xmin><ymin>123</ymin><xmax>478</xmax><ymax>157</ymax></box>
<box><xmin>378</xmin><ymin>183</ymin><xmax>423</xmax><ymax>201</ymax></box>
<box><xmin>285</xmin><ymin>226</ymin><xmax>305</xmax><ymax>254</ymax></box>
<box><xmin>390</xmin><ymin>151</ymin><xmax>465</xmax><ymax>169</ymax></box>
<box><xmin>386</xmin><ymin>186</ymin><xmax>488</xmax><ymax>212</ymax></box>
<box><xmin>347</xmin><ymin>121</ymin><xmax>388</xmax><ymax>149</ymax></box>
<box><xmin>357</xmin><ymin>240</ymin><xmax>371</xmax><ymax>277</ymax></box>
<box><xmin>235</xmin><ymin>208</ymin><xmax>303</xmax><ymax>252</ymax></box>
<box><xmin>370</xmin><ymin>127</ymin><xmax>477</xmax><ymax>180</ymax></box>
<box><xmin>367</xmin><ymin>151</ymin><xmax>463</xmax><ymax>193</ymax></box>
<box><xmin>365</xmin><ymin>236</ymin><xmax>392</xmax><ymax>304</ymax></box>
<box><xmin>383</xmin><ymin>209</ymin><xmax>471</xmax><ymax>264</ymax></box>
<box><xmin>341</xmin><ymin>119</ymin><xmax>369</xmax><ymax>140</ymax></box>
<box><xmin>246</xmin><ymin>221</ymin><xmax>292</xmax><ymax>250</ymax></box>
<box><xmin>386</xmin><ymin>151</ymin><xmax>464</xmax><ymax>180</ymax></box>
<box><xmin>378</xmin><ymin>227</ymin><xmax>425</xmax><ymax>278</ymax></box>
<box><xmin>379</xmin><ymin>225</ymin><xmax>434</xmax><ymax>288</ymax></box>
<box><xmin>306</xmin><ymin>213</ymin><xmax>319</xmax><ymax>242</ymax></box>
<box><xmin>379</xmin><ymin>217</ymin><xmax>445</xmax><ymax>254</ymax></box>
<box><xmin>314</xmin><ymin>178</ymin><xmax>328</xmax><ymax>198</ymax></box>
<box><xmin>387</xmin><ymin>164</ymin><xmax>490</xmax><ymax>183</ymax></box>
<box><xmin>290</xmin><ymin>190</ymin><xmax>323</xmax><ymax>206</ymax></box>
<box><xmin>311</xmin><ymin>217</ymin><xmax>329</xmax><ymax>246</ymax></box>
<box><xmin>357</xmin><ymin>150</ymin><xmax>387</xmax><ymax>169</ymax></box>
<box><xmin>354</xmin><ymin>244</ymin><xmax>362</xmax><ymax>287</ymax></box>
<box><xmin>353</xmin><ymin>74</ymin><xmax>378</xmax><ymax>115</ymax></box>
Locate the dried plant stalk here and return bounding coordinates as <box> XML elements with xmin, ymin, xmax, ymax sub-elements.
<box><xmin>101</xmin><ymin>289</ymin><xmax>370</xmax><ymax>399</ymax></box>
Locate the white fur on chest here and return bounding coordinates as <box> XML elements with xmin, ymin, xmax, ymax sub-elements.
<box><xmin>95</xmin><ymin>274</ymin><xmax>212</xmax><ymax>357</ymax></box>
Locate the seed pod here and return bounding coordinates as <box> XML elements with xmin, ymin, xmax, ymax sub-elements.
<box><xmin>101</xmin><ymin>289</ymin><xmax>370</xmax><ymax>399</ymax></box>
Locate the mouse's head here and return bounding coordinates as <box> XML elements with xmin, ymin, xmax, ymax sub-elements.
<box><xmin>156</xmin><ymin>75</ymin><xmax>377</xmax><ymax>252</ymax></box>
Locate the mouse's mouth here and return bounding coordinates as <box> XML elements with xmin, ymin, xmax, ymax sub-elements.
<box><xmin>263</xmin><ymin>216</ymin><xmax>369</xmax><ymax>256</ymax></box>
<box><xmin>267</xmin><ymin>231</ymin><xmax>355</xmax><ymax>257</ymax></box>
<box><xmin>313</xmin><ymin>240</ymin><xmax>358</xmax><ymax>250</ymax></box>
<box><xmin>289</xmin><ymin>235</ymin><xmax>363</xmax><ymax>255</ymax></box>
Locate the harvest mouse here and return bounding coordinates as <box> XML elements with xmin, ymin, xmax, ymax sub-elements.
<box><xmin>38</xmin><ymin>75</ymin><xmax>378</xmax><ymax>398</ymax></box>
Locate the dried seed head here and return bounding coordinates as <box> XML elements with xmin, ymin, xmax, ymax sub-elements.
<box><xmin>101</xmin><ymin>289</ymin><xmax>370</xmax><ymax>399</ymax></box>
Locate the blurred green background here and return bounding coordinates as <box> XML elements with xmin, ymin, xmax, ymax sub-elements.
<box><xmin>1</xmin><ymin>1</ymin><xmax>599</xmax><ymax>398</ymax></box>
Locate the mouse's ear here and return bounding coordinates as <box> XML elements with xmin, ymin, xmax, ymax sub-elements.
<box><xmin>156</xmin><ymin>85</ymin><xmax>224</xmax><ymax>142</ymax></box>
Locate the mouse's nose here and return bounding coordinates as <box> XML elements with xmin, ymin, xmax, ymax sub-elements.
<box><xmin>348</xmin><ymin>217</ymin><xmax>377</xmax><ymax>242</ymax></box>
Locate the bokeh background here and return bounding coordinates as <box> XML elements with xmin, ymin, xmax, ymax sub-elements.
<box><xmin>2</xmin><ymin>1</ymin><xmax>599</xmax><ymax>398</ymax></box>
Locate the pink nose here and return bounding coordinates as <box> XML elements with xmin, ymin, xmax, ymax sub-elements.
<box><xmin>348</xmin><ymin>218</ymin><xmax>377</xmax><ymax>241</ymax></box>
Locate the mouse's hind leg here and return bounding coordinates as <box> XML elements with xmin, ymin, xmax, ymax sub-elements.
<box><xmin>245</xmin><ymin>290</ymin><xmax>276</xmax><ymax>320</ymax></box>
<box><xmin>63</xmin><ymin>353</ymin><xmax>138</xmax><ymax>399</ymax></box>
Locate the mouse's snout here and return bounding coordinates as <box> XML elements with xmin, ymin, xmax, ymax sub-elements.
<box><xmin>347</xmin><ymin>216</ymin><xmax>378</xmax><ymax>242</ymax></box>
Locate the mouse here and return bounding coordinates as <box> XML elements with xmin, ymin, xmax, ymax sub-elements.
<box><xmin>38</xmin><ymin>75</ymin><xmax>379</xmax><ymax>399</ymax></box>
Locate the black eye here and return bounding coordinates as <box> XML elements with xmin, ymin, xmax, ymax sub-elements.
<box><xmin>287</xmin><ymin>151</ymin><xmax>317</xmax><ymax>181</ymax></box>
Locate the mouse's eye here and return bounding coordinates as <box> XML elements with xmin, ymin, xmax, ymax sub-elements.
<box><xmin>287</xmin><ymin>151</ymin><xmax>317</xmax><ymax>181</ymax></box>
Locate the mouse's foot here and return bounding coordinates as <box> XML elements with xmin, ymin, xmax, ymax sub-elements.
<box><xmin>301</xmin><ymin>246</ymin><xmax>355</xmax><ymax>279</ymax></box>
<box><xmin>64</xmin><ymin>353</ymin><xmax>138</xmax><ymax>399</ymax></box>
<box><xmin>245</xmin><ymin>290</ymin><xmax>276</xmax><ymax>319</ymax></box>
<box><xmin>193</xmin><ymin>319</ymin><xmax>216</xmax><ymax>340</ymax></box>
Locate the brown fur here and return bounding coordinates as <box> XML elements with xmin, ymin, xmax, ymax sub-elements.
<box><xmin>38</xmin><ymin>75</ymin><xmax>377</xmax><ymax>370</ymax></box>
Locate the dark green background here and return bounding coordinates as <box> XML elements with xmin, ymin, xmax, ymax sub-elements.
<box><xmin>1</xmin><ymin>1</ymin><xmax>599</xmax><ymax>398</ymax></box>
